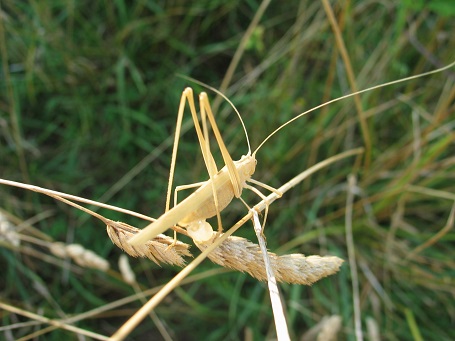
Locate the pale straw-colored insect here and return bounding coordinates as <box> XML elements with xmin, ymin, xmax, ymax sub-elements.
<box><xmin>128</xmin><ymin>86</ymin><xmax>280</xmax><ymax>246</ymax></box>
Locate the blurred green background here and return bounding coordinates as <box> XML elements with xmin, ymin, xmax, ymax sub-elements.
<box><xmin>1</xmin><ymin>1</ymin><xmax>454</xmax><ymax>340</ymax></box>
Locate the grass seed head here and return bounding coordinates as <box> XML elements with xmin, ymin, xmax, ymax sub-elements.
<box><xmin>106</xmin><ymin>221</ymin><xmax>192</xmax><ymax>267</ymax></box>
<box><xmin>195</xmin><ymin>233</ymin><xmax>343</xmax><ymax>285</ymax></box>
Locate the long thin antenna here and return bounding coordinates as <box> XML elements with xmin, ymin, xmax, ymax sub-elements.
<box><xmin>253</xmin><ymin>60</ymin><xmax>455</xmax><ymax>155</ymax></box>
<box><xmin>177</xmin><ymin>75</ymin><xmax>252</xmax><ymax>155</ymax></box>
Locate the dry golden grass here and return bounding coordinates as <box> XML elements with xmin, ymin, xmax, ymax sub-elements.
<box><xmin>195</xmin><ymin>232</ymin><xmax>343</xmax><ymax>285</ymax></box>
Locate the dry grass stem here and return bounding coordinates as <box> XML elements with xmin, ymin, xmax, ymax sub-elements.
<box><xmin>195</xmin><ymin>232</ymin><xmax>343</xmax><ymax>285</ymax></box>
<box><xmin>251</xmin><ymin>208</ymin><xmax>290</xmax><ymax>341</ymax></box>
<box><xmin>346</xmin><ymin>175</ymin><xmax>363</xmax><ymax>341</ymax></box>
<box><xmin>106</xmin><ymin>221</ymin><xmax>191</xmax><ymax>267</ymax></box>
<box><xmin>0</xmin><ymin>301</ymin><xmax>109</xmax><ymax>341</ymax></box>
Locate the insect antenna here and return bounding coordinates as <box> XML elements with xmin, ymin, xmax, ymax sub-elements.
<box><xmin>253</xmin><ymin>60</ymin><xmax>455</xmax><ymax>156</ymax></box>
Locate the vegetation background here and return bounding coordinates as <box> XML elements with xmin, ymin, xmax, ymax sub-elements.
<box><xmin>0</xmin><ymin>0</ymin><xmax>454</xmax><ymax>340</ymax></box>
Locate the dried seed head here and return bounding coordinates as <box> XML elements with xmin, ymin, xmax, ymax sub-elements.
<box><xmin>366</xmin><ymin>317</ymin><xmax>380</xmax><ymax>341</ymax></box>
<box><xmin>49</xmin><ymin>242</ymin><xmax>110</xmax><ymax>271</ymax></box>
<box><xmin>49</xmin><ymin>242</ymin><xmax>67</xmax><ymax>258</ymax></box>
<box><xmin>195</xmin><ymin>233</ymin><xmax>343</xmax><ymax>285</ymax></box>
<box><xmin>66</xmin><ymin>244</ymin><xmax>85</xmax><ymax>258</ymax></box>
<box><xmin>72</xmin><ymin>246</ymin><xmax>110</xmax><ymax>271</ymax></box>
<box><xmin>119</xmin><ymin>254</ymin><xmax>136</xmax><ymax>284</ymax></box>
<box><xmin>317</xmin><ymin>315</ymin><xmax>342</xmax><ymax>341</ymax></box>
<box><xmin>302</xmin><ymin>315</ymin><xmax>342</xmax><ymax>341</ymax></box>
<box><xmin>0</xmin><ymin>213</ymin><xmax>20</xmax><ymax>247</ymax></box>
<box><xmin>106</xmin><ymin>221</ymin><xmax>192</xmax><ymax>267</ymax></box>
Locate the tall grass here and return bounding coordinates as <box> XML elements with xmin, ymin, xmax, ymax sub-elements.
<box><xmin>1</xmin><ymin>1</ymin><xmax>454</xmax><ymax>340</ymax></box>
